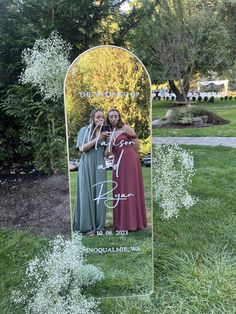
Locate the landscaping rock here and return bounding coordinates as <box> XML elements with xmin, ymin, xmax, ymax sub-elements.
<box><xmin>152</xmin><ymin>119</ymin><xmax>170</xmax><ymax>128</ymax></box>
<box><xmin>192</xmin><ymin>116</ymin><xmax>204</xmax><ymax>127</ymax></box>
<box><xmin>202</xmin><ymin>115</ymin><xmax>208</xmax><ymax>123</ymax></box>
<box><xmin>165</xmin><ymin>109</ymin><xmax>175</xmax><ymax>121</ymax></box>
<box><xmin>152</xmin><ymin>119</ymin><xmax>160</xmax><ymax>126</ymax></box>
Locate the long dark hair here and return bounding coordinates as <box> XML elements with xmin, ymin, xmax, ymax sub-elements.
<box><xmin>106</xmin><ymin>108</ymin><xmax>124</xmax><ymax>129</ymax></box>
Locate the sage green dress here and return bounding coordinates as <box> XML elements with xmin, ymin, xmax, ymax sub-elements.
<box><xmin>73</xmin><ymin>126</ymin><xmax>107</xmax><ymax>233</ymax></box>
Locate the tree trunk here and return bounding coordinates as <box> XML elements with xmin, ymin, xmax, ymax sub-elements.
<box><xmin>183</xmin><ymin>78</ymin><xmax>190</xmax><ymax>103</ymax></box>
<box><xmin>169</xmin><ymin>79</ymin><xmax>190</xmax><ymax>103</ymax></box>
<box><xmin>169</xmin><ymin>80</ymin><xmax>184</xmax><ymax>101</ymax></box>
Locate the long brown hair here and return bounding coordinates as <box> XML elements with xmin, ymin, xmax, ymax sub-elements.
<box><xmin>106</xmin><ymin>108</ymin><xmax>124</xmax><ymax>129</ymax></box>
<box><xmin>89</xmin><ymin>108</ymin><xmax>104</xmax><ymax>139</ymax></box>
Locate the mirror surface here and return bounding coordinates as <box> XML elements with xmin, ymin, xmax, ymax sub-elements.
<box><xmin>64</xmin><ymin>45</ymin><xmax>153</xmax><ymax>297</ymax></box>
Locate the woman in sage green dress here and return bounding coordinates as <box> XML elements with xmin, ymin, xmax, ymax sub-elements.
<box><xmin>73</xmin><ymin>109</ymin><xmax>109</xmax><ymax>235</ymax></box>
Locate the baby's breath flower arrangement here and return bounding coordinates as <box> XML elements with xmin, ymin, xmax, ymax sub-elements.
<box><xmin>20</xmin><ymin>31</ymin><xmax>71</xmax><ymax>100</ymax></box>
<box><xmin>153</xmin><ymin>144</ymin><xmax>197</xmax><ymax>219</ymax></box>
<box><xmin>12</xmin><ymin>233</ymin><xmax>103</xmax><ymax>314</ymax></box>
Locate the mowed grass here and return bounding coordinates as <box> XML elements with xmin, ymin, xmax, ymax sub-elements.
<box><xmin>152</xmin><ymin>98</ymin><xmax>236</xmax><ymax>136</ymax></box>
<box><xmin>151</xmin><ymin>145</ymin><xmax>236</xmax><ymax>313</ymax></box>
<box><xmin>99</xmin><ymin>145</ymin><xmax>236</xmax><ymax>312</ymax></box>
<box><xmin>0</xmin><ymin>229</ymin><xmax>49</xmax><ymax>313</ymax></box>
<box><xmin>1</xmin><ymin>146</ymin><xmax>236</xmax><ymax>313</ymax></box>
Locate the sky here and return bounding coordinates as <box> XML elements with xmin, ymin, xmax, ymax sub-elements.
<box><xmin>120</xmin><ymin>0</ymin><xmax>132</xmax><ymax>12</ymax></box>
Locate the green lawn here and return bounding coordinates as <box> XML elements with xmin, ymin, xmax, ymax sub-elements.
<box><xmin>0</xmin><ymin>229</ymin><xmax>49</xmax><ymax>313</ymax></box>
<box><xmin>152</xmin><ymin>99</ymin><xmax>236</xmax><ymax>136</ymax></box>
<box><xmin>100</xmin><ymin>145</ymin><xmax>236</xmax><ymax>312</ymax></box>
<box><xmin>1</xmin><ymin>146</ymin><xmax>236</xmax><ymax>313</ymax></box>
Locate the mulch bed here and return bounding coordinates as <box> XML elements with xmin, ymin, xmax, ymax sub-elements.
<box><xmin>153</xmin><ymin>111</ymin><xmax>230</xmax><ymax>129</ymax></box>
<box><xmin>0</xmin><ymin>166</ymin><xmax>71</xmax><ymax>238</ymax></box>
<box><xmin>155</xmin><ymin>124</ymin><xmax>211</xmax><ymax>129</ymax></box>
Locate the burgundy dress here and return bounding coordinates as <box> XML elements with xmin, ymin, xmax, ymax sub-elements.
<box><xmin>112</xmin><ymin>132</ymin><xmax>147</xmax><ymax>231</ymax></box>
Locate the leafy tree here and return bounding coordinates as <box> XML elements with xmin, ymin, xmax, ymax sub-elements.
<box><xmin>2</xmin><ymin>84</ymin><xmax>67</xmax><ymax>173</ymax></box>
<box><xmin>131</xmin><ymin>0</ymin><xmax>231</xmax><ymax>101</ymax></box>
<box><xmin>218</xmin><ymin>0</ymin><xmax>236</xmax><ymax>81</ymax></box>
<box><xmin>0</xmin><ymin>0</ymin><xmax>139</xmax><ymax>170</ymax></box>
<box><xmin>0</xmin><ymin>107</ymin><xmax>33</xmax><ymax>164</ymax></box>
<box><xmin>65</xmin><ymin>46</ymin><xmax>150</xmax><ymax>144</ymax></box>
<box><xmin>98</xmin><ymin>3</ymin><xmax>146</xmax><ymax>47</ymax></box>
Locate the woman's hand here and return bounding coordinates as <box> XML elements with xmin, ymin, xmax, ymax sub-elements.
<box><xmin>98</xmin><ymin>131</ymin><xmax>110</xmax><ymax>140</ymax></box>
<box><xmin>105</xmin><ymin>131</ymin><xmax>113</xmax><ymax>141</ymax></box>
<box><xmin>123</xmin><ymin>125</ymin><xmax>139</xmax><ymax>152</ymax></box>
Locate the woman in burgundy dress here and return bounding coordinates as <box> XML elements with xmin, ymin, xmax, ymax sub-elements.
<box><xmin>106</xmin><ymin>108</ymin><xmax>147</xmax><ymax>231</ymax></box>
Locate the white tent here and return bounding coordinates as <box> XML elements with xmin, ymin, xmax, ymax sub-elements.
<box><xmin>198</xmin><ymin>80</ymin><xmax>228</xmax><ymax>95</ymax></box>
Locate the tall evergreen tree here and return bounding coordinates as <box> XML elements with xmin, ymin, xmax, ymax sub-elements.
<box><xmin>0</xmin><ymin>0</ymin><xmax>138</xmax><ymax>171</ymax></box>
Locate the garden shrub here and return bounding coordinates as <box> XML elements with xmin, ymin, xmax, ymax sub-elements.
<box><xmin>229</xmin><ymin>96</ymin><xmax>232</xmax><ymax>100</ymax></box>
<box><xmin>0</xmin><ymin>92</ymin><xmax>35</xmax><ymax>164</ymax></box>
<box><xmin>20</xmin><ymin>31</ymin><xmax>71</xmax><ymax>101</ymax></box>
<box><xmin>166</xmin><ymin>96</ymin><xmax>169</xmax><ymax>100</ymax></box>
<box><xmin>170</xmin><ymin>105</ymin><xmax>209</xmax><ymax>125</ymax></box>
<box><xmin>220</xmin><ymin>97</ymin><xmax>224</xmax><ymax>101</ymax></box>
<box><xmin>209</xmin><ymin>96</ymin><xmax>214</xmax><ymax>103</ymax></box>
<box><xmin>158</xmin><ymin>96</ymin><xmax>161</xmax><ymax>100</ymax></box>
<box><xmin>185</xmin><ymin>105</ymin><xmax>209</xmax><ymax>117</ymax></box>
<box><xmin>224</xmin><ymin>96</ymin><xmax>228</xmax><ymax>100</ymax></box>
<box><xmin>2</xmin><ymin>84</ymin><xmax>67</xmax><ymax>173</ymax></box>
<box><xmin>15</xmin><ymin>32</ymin><xmax>71</xmax><ymax>173</ymax></box>
<box><xmin>204</xmin><ymin>96</ymin><xmax>208</xmax><ymax>102</ymax></box>
<box><xmin>11</xmin><ymin>233</ymin><xmax>103</xmax><ymax>314</ymax></box>
<box><xmin>198</xmin><ymin>96</ymin><xmax>202</xmax><ymax>101</ymax></box>
<box><xmin>153</xmin><ymin>144</ymin><xmax>197</xmax><ymax>219</ymax></box>
<box><xmin>170</xmin><ymin>108</ymin><xmax>192</xmax><ymax>125</ymax></box>
<box><xmin>139</xmin><ymin>136</ymin><xmax>151</xmax><ymax>158</ymax></box>
<box><xmin>171</xmin><ymin>96</ymin><xmax>175</xmax><ymax>100</ymax></box>
<box><xmin>178</xmin><ymin>115</ymin><xmax>193</xmax><ymax>124</ymax></box>
<box><xmin>192</xmin><ymin>96</ymin><xmax>196</xmax><ymax>101</ymax></box>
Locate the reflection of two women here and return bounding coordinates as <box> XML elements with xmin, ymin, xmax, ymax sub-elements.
<box><xmin>73</xmin><ymin>108</ymin><xmax>147</xmax><ymax>235</ymax></box>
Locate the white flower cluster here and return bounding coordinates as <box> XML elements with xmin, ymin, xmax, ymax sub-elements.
<box><xmin>20</xmin><ymin>31</ymin><xmax>71</xmax><ymax>100</ymax></box>
<box><xmin>12</xmin><ymin>233</ymin><xmax>103</xmax><ymax>314</ymax></box>
<box><xmin>153</xmin><ymin>144</ymin><xmax>197</xmax><ymax>219</ymax></box>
